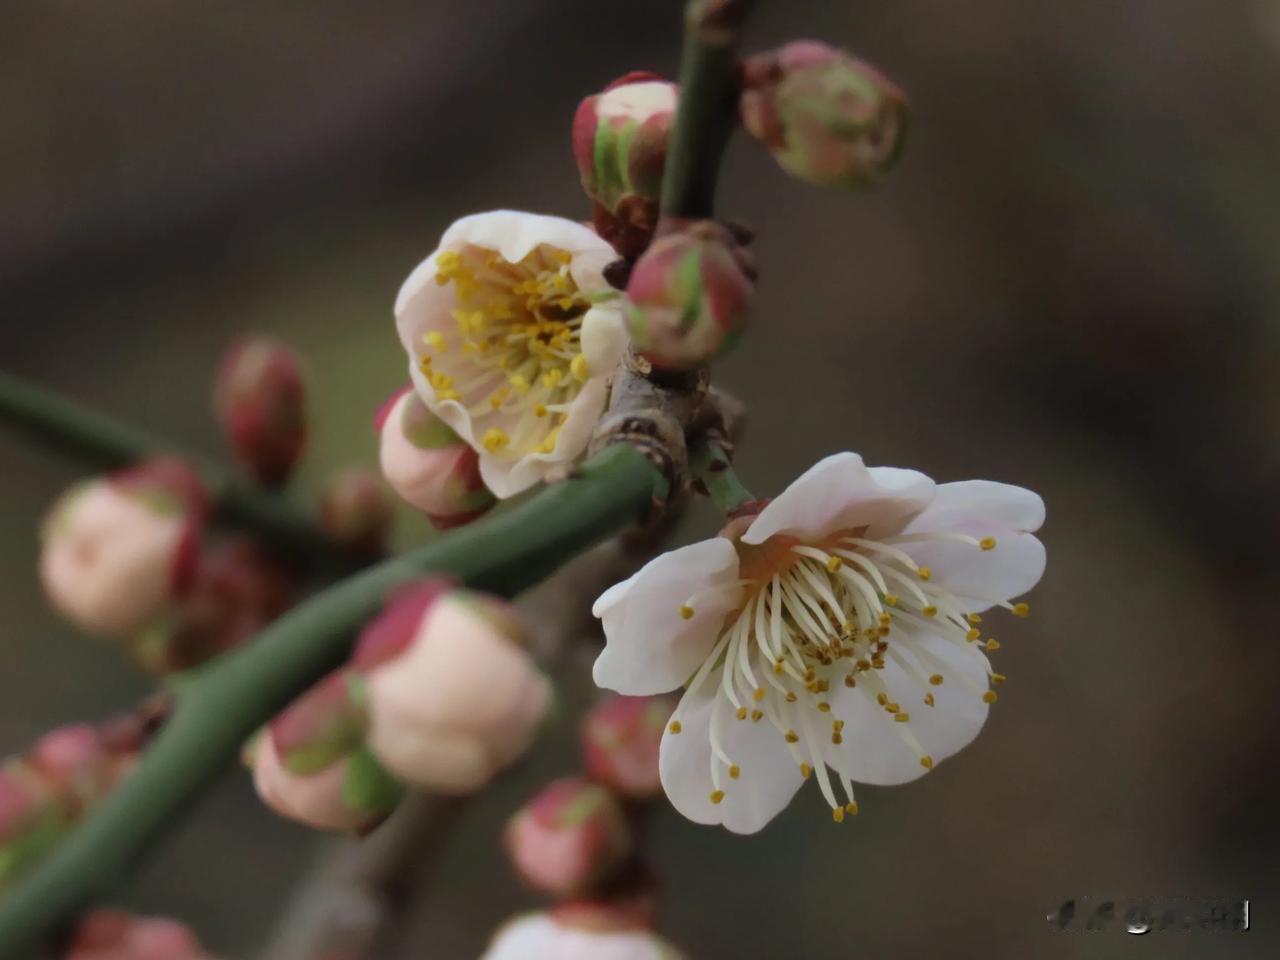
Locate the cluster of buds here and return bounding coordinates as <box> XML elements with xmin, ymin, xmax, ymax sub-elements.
<box><xmin>482</xmin><ymin>904</ymin><xmax>685</xmax><ymax>960</ymax></box>
<box><xmin>740</xmin><ymin>40</ymin><xmax>908</xmax><ymax>189</ymax></box>
<box><xmin>39</xmin><ymin>458</ymin><xmax>206</xmax><ymax>639</ymax></box>
<box><xmin>573</xmin><ymin>72</ymin><xmax>679</xmax><ymax>258</ymax></box>
<box><xmin>318</xmin><ymin>468</ymin><xmax>394</xmax><ymax>555</ymax></box>
<box><xmin>66</xmin><ymin>909</ymin><xmax>217</xmax><ymax>960</ymax></box>
<box><xmin>250</xmin><ymin>579</ymin><xmax>550</xmax><ymax>830</ymax></box>
<box><xmin>213</xmin><ymin>335</ymin><xmax>308</xmax><ymax>487</ymax></box>
<box><xmin>377</xmin><ymin>386</ymin><xmax>495</xmax><ymax>529</ymax></box>
<box><xmin>625</xmin><ymin>220</ymin><xmax>756</xmax><ymax>370</ymax></box>
<box><xmin>0</xmin><ymin>721</ymin><xmax>144</xmax><ymax>888</ymax></box>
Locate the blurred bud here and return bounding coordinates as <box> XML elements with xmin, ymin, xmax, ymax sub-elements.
<box><xmin>573</xmin><ymin>72</ymin><xmax>678</xmax><ymax>258</ymax></box>
<box><xmin>131</xmin><ymin>537</ymin><xmax>293</xmax><ymax>674</ymax></box>
<box><xmin>625</xmin><ymin>220</ymin><xmax>755</xmax><ymax>370</ymax></box>
<box><xmin>740</xmin><ymin>40</ymin><xmax>907</xmax><ymax>189</ymax></box>
<box><xmin>358</xmin><ymin>581</ymin><xmax>550</xmax><ymax>794</ymax></box>
<box><xmin>39</xmin><ymin>459</ymin><xmax>205</xmax><ymax>638</ymax></box>
<box><xmin>214</xmin><ymin>334</ymin><xmax>307</xmax><ymax>486</ymax></box>
<box><xmin>377</xmin><ymin>387</ymin><xmax>495</xmax><ymax>529</ymax></box>
<box><xmin>505</xmin><ymin>777</ymin><xmax>633</xmax><ymax>898</ymax></box>
<box><xmin>482</xmin><ymin>905</ymin><xmax>685</xmax><ymax>960</ymax></box>
<box><xmin>1</xmin><ymin>724</ymin><xmax>138</xmax><ymax>888</ymax></box>
<box><xmin>252</xmin><ymin>671</ymin><xmax>401</xmax><ymax>833</ymax></box>
<box><xmin>67</xmin><ymin>909</ymin><xmax>217</xmax><ymax>960</ymax></box>
<box><xmin>319</xmin><ymin>468</ymin><xmax>394</xmax><ymax>554</ymax></box>
<box><xmin>581</xmin><ymin>695</ymin><xmax>674</xmax><ymax>799</ymax></box>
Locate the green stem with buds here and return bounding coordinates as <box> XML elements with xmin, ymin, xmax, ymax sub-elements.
<box><xmin>660</xmin><ymin>0</ymin><xmax>757</xmax><ymax>218</ymax></box>
<box><xmin>0</xmin><ymin>445</ymin><xmax>662</xmax><ymax>956</ymax></box>
<box><xmin>0</xmin><ymin>369</ymin><xmax>353</xmax><ymax>568</ymax></box>
<box><xmin>690</xmin><ymin>439</ymin><xmax>755</xmax><ymax>513</ymax></box>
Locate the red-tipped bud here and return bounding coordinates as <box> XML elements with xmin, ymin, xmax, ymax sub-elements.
<box><xmin>66</xmin><ymin>909</ymin><xmax>216</xmax><ymax>960</ymax></box>
<box><xmin>625</xmin><ymin>220</ymin><xmax>755</xmax><ymax>369</ymax></box>
<box><xmin>356</xmin><ymin>581</ymin><xmax>550</xmax><ymax>794</ymax></box>
<box><xmin>581</xmin><ymin>695</ymin><xmax>674</xmax><ymax>799</ymax></box>
<box><xmin>740</xmin><ymin>41</ymin><xmax>907</xmax><ymax>189</ymax></box>
<box><xmin>130</xmin><ymin>537</ymin><xmax>293</xmax><ymax>674</ymax></box>
<box><xmin>215</xmin><ymin>334</ymin><xmax>308</xmax><ymax>486</ymax></box>
<box><xmin>39</xmin><ymin>459</ymin><xmax>206</xmax><ymax>638</ymax></box>
<box><xmin>319</xmin><ymin>468</ymin><xmax>394</xmax><ymax>554</ymax></box>
<box><xmin>505</xmin><ymin>777</ymin><xmax>633</xmax><ymax>897</ymax></box>
<box><xmin>377</xmin><ymin>387</ymin><xmax>495</xmax><ymax>530</ymax></box>
<box><xmin>573</xmin><ymin>72</ymin><xmax>678</xmax><ymax>258</ymax></box>
<box><xmin>251</xmin><ymin>670</ymin><xmax>402</xmax><ymax>833</ymax></box>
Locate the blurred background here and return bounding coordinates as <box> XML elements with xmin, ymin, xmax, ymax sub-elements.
<box><xmin>2</xmin><ymin>0</ymin><xmax>1278</xmax><ymax>957</ymax></box>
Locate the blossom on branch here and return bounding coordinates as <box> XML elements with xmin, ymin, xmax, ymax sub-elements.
<box><xmin>214</xmin><ymin>334</ymin><xmax>307</xmax><ymax>487</ymax></box>
<box><xmin>395</xmin><ymin>211</ymin><xmax>628</xmax><ymax>498</ymax></box>
<box><xmin>66</xmin><ymin>909</ymin><xmax>218</xmax><ymax>960</ymax></box>
<box><xmin>593</xmin><ymin>452</ymin><xmax>1045</xmax><ymax>833</ymax></box>
<box><xmin>580</xmin><ymin>694</ymin><xmax>673</xmax><ymax>799</ymax></box>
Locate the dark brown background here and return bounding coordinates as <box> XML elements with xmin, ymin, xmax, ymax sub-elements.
<box><xmin>2</xmin><ymin>1</ymin><xmax>1277</xmax><ymax>957</ymax></box>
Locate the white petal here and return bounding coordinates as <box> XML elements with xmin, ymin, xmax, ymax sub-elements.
<box><xmin>440</xmin><ymin>210</ymin><xmax>615</xmax><ymax>282</ymax></box>
<box><xmin>830</xmin><ymin>632</ymin><xmax>990</xmax><ymax>785</ymax></box>
<box><xmin>743</xmin><ymin>453</ymin><xmax>935</xmax><ymax>545</ymax></box>
<box><xmin>658</xmin><ymin>672</ymin><xmax>804</xmax><ymax>834</ymax></box>
<box><xmin>592</xmin><ymin>538</ymin><xmax>742</xmax><ymax>696</ymax></box>
<box><xmin>904</xmin><ymin>479</ymin><xmax>1044</xmax><ymax>533</ymax></box>
<box><xmin>580</xmin><ymin>305</ymin><xmax>628</xmax><ymax>374</ymax></box>
<box><xmin>903</xmin><ymin>524</ymin><xmax>1045</xmax><ymax>612</ymax></box>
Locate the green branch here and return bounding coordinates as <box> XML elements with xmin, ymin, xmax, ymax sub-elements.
<box><xmin>0</xmin><ymin>369</ymin><xmax>352</xmax><ymax>568</ymax></box>
<box><xmin>690</xmin><ymin>438</ymin><xmax>755</xmax><ymax>513</ymax></box>
<box><xmin>0</xmin><ymin>444</ymin><xmax>662</xmax><ymax>956</ymax></box>
<box><xmin>660</xmin><ymin>0</ymin><xmax>757</xmax><ymax>218</ymax></box>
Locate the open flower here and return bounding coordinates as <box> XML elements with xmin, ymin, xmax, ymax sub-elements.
<box><xmin>593</xmin><ymin>453</ymin><xmax>1045</xmax><ymax>833</ymax></box>
<box><xmin>396</xmin><ymin>211</ymin><xmax>629</xmax><ymax>498</ymax></box>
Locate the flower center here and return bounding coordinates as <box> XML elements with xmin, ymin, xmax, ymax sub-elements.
<box><xmin>420</xmin><ymin>244</ymin><xmax>598</xmax><ymax>458</ymax></box>
<box><xmin>671</xmin><ymin>529</ymin><xmax>1026</xmax><ymax>821</ymax></box>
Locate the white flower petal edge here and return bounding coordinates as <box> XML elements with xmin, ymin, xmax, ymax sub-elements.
<box><xmin>593</xmin><ymin>451</ymin><xmax>1045</xmax><ymax>832</ymax></box>
<box><xmin>593</xmin><ymin>538</ymin><xmax>743</xmax><ymax>696</ymax></box>
<box><xmin>395</xmin><ymin>210</ymin><xmax>628</xmax><ymax>499</ymax></box>
<box><xmin>482</xmin><ymin>912</ymin><xmax>684</xmax><ymax>960</ymax></box>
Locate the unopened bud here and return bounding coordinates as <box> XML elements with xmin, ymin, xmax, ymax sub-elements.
<box><xmin>573</xmin><ymin>72</ymin><xmax>678</xmax><ymax>258</ymax></box>
<box><xmin>359</xmin><ymin>582</ymin><xmax>550</xmax><ymax>794</ymax></box>
<box><xmin>66</xmin><ymin>909</ymin><xmax>217</xmax><ymax>960</ymax></box>
<box><xmin>39</xmin><ymin>459</ymin><xmax>205</xmax><ymax>638</ymax></box>
<box><xmin>741</xmin><ymin>40</ymin><xmax>907</xmax><ymax>189</ymax></box>
<box><xmin>505</xmin><ymin>777</ymin><xmax>632</xmax><ymax>897</ymax></box>
<box><xmin>625</xmin><ymin>220</ymin><xmax>755</xmax><ymax>369</ymax></box>
<box><xmin>131</xmin><ymin>537</ymin><xmax>292</xmax><ymax>674</ymax></box>
<box><xmin>377</xmin><ymin>387</ymin><xmax>495</xmax><ymax>529</ymax></box>
<box><xmin>581</xmin><ymin>695</ymin><xmax>674</xmax><ymax>799</ymax></box>
<box><xmin>319</xmin><ymin>468</ymin><xmax>394</xmax><ymax>554</ymax></box>
<box><xmin>215</xmin><ymin>334</ymin><xmax>307</xmax><ymax>486</ymax></box>
<box><xmin>483</xmin><ymin>905</ymin><xmax>685</xmax><ymax>960</ymax></box>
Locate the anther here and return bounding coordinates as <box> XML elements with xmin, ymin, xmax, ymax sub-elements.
<box><xmin>826</xmin><ymin>556</ymin><xmax>843</xmax><ymax>573</ymax></box>
<box><xmin>729</xmin><ymin>765</ymin><xmax>741</xmax><ymax>780</ymax></box>
<box><xmin>668</xmin><ymin>721</ymin><xmax>682</xmax><ymax>734</ymax></box>
<box><xmin>982</xmin><ymin>691</ymin><xmax>999</xmax><ymax>704</ymax></box>
<box><xmin>991</xmin><ymin>673</ymin><xmax>1007</xmax><ymax>685</ymax></box>
<box><xmin>985</xmin><ymin>639</ymin><xmax>1001</xmax><ymax>651</ymax></box>
<box><xmin>751</xmin><ymin>709</ymin><xmax>763</xmax><ymax>722</ymax></box>
<box><xmin>735</xmin><ymin>707</ymin><xmax>748</xmax><ymax>721</ymax></box>
<box><xmin>1012</xmin><ymin>602</ymin><xmax>1030</xmax><ymax>617</ymax></box>
<box><xmin>832</xmin><ymin>806</ymin><xmax>845</xmax><ymax>823</ymax></box>
<box><xmin>917</xmin><ymin>566</ymin><xmax>933</xmax><ymax>581</ymax></box>
<box><xmin>845</xmin><ymin>802</ymin><xmax>859</xmax><ymax>816</ymax></box>
<box><xmin>678</xmin><ymin>604</ymin><xmax>695</xmax><ymax>620</ymax></box>
<box><xmin>923</xmin><ymin>692</ymin><xmax>935</xmax><ymax>707</ymax></box>
<box><xmin>894</xmin><ymin>712</ymin><xmax>910</xmax><ymax>723</ymax></box>
<box><xmin>753</xmin><ymin>687</ymin><xmax>765</xmax><ymax>702</ymax></box>
<box><xmin>920</xmin><ymin>755</ymin><xmax>934</xmax><ymax>770</ymax></box>
<box><xmin>709</xmin><ymin>790</ymin><xmax>725</xmax><ymax>804</ymax></box>
<box><xmin>785</xmin><ymin>730</ymin><xmax>799</xmax><ymax>743</ymax></box>
<box><xmin>800</xmin><ymin>763</ymin><xmax>812</xmax><ymax>779</ymax></box>
<box><xmin>929</xmin><ymin>674</ymin><xmax>944</xmax><ymax>686</ymax></box>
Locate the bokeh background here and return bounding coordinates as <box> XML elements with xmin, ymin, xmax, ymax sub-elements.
<box><xmin>3</xmin><ymin>0</ymin><xmax>1278</xmax><ymax>957</ymax></box>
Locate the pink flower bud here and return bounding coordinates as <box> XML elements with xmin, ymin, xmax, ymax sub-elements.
<box><xmin>625</xmin><ymin>220</ymin><xmax>755</xmax><ymax>370</ymax></box>
<box><xmin>573</xmin><ymin>72</ymin><xmax>678</xmax><ymax>258</ymax></box>
<box><xmin>483</xmin><ymin>905</ymin><xmax>685</xmax><ymax>960</ymax></box>
<box><xmin>740</xmin><ymin>40</ymin><xmax>908</xmax><ymax>189</ymax></box>
<box><xmin>214</xmin><ymin>334</ymin><xmax>308</xmax><ymax>486</ymax></box>
<box><xmin>67</xmin><ymin>909</ymin><xmax>216</xmax><ymax>960</ymax></box>
<box><xmin>359</xmin><ymin>582</ymin><xmax>550</xmax><ymax>793</ymax></box>
<box><xmin>318</xmin><ymin>468</ymin><xmax>394</xmax><ymax>554</ymax></box>
<box><xmin>40</xmin><ymin>460</ymin><xmax>205</xmax><ymax>638</ymax></box>
<box><xmin>581</xmin><ymin>695</ymin><xmax>674</xmax><ymax>799</ymax></box>
<box><xmin>377</xmin><ymin>387</ymin><xmax>495</xmax><ymax>529</ymax></box>
<box><xmin>505</xmin><ymin>777</ymin><xmax>633</xmax><ymax>897</ymax></box>
<box><xmin>131</xmin><ymin>537</ymin><xmax>293</xmax><ymax>674</ymax></box>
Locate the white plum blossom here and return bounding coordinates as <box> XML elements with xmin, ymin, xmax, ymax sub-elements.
<box><xmin>593</xmin><ymin>452</ymin><xmax>1045</xmax><ymax>833</ymax></box>
<box><xmin>396</xmin><ymin>211</ymin><xmax>629</xmax><ymax>499</ymax></box>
